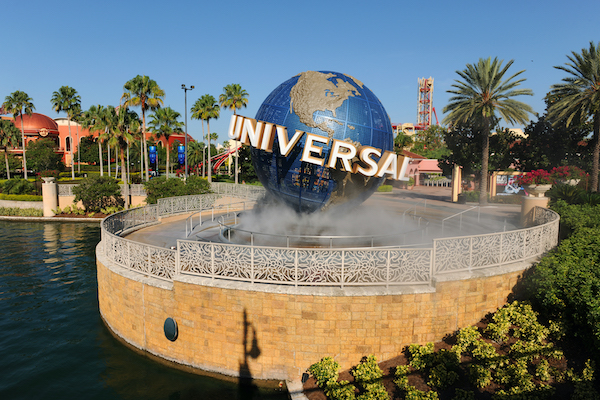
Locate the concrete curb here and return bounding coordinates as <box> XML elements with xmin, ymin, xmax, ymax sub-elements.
<box><xmin>0</xmin><ymin>215</ymin><xmax>103</xmax><ymax>223</ymax></box>
<box><xmin>287</xmin><ymin>379</ymin><xmax>309</xmax><ymax>400</ymax></box>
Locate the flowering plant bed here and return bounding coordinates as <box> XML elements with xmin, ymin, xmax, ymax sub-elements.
<box><xmin>517</xmin><ymin>169</ymin><xmax>553</xmax><ymax>185</ymax></box>
<box><xmin>550</xmin><ymin>166</ymin><xmax>586</xmax><ymax>185</ymax></box>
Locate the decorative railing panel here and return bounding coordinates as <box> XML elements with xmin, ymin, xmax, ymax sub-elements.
<box><xmin>252</xmin><ymin>247</ymin><xmax>297</xmax><ymax>283</ymax></box>
<box><xmin>433</xmin><ymin>213</ymin><xmax>559</xmax><ymax>275</ymax></box>
<box><xmin>58</xmin><ymin>184</ymin><xmax>78</xmax><ymax>196</ymax></box>
<box><xmin>389</xmin><ymin>250</ymin><xmax>432</xmax><ymax>283</ymax></box>
<box><xmin>100</xmin><ymin>183</ymin><xmax>560</xmax><ymax>286</ymax></box>
<box><xmin>157</xmin><ymin>194</ymin><xmax>221</xmax><ymax>217</ymax></box>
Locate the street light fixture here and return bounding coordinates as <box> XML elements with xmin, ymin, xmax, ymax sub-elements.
<box><xmin>181</xmin><ymin>84</ymin><xmax>194</xmax><ymax>179</ymax></box>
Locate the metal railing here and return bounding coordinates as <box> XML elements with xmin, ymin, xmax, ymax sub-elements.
<box><xmin>99</xmin><ymin>184</ymin><xmax>559</xmax><ymax>287</ymax></box>
<box><xmin>422</xmin><ymin>177</ymin><xmax>452</xmax><ymax>187</ymax></box>
<box><xmin>186</xmin><ymin>200</ymin><xmax>254</xmax><ymax>237</ymax></box>
<box><xmin>441</xmin><ymin>206</ymin><xmax>481</xmax><ymax>234</ymax></box>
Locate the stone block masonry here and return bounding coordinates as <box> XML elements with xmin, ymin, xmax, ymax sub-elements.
<box><xmin>97</xmin><ymin>247</ymin><xmax>527</xmax><ymax>381</ymax></box>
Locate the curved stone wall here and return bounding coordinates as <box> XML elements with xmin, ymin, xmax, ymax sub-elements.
<box><xmin>97</xmin><ymin>246</ymin><xmax>529</xmax><ymax>381</ymax></box>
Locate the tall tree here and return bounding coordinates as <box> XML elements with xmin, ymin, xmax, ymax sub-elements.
<box><xmin>96</xmin><ymin>106</ymin><xmax>136</xmax><ymax>193</ymax></box>
<box><xmin>26</xmin><ymin>139</ymin><xmax>65</xmax><ymax>172</ymax></box>
<box><xmin>51</xmin><ymin>86</ymin><xmax>81</xmax><ymax>179</ymax></box>
<box><xmin>148</xmin><ymin>107</ymin><xmax>183</xmax><ymax>176</ymax></box>
<box><xmin>0</xmin><ymin>119</ymin><xmax>21</xmax><ymax>179</ymax></box>
<box><xmin>443</xmin><ymin>57</ymin><xmax>533</xmax><ymax>205</ymax></box>
<box><xmin>191</xmin><ymin>95</ymin><xmax>220</xmax><ymax>182</ymax></box>
<box><xmin>81</xmin><ymin>105</ymin><xmax>106</xmax><ymax>176</ymax></box>
<box><xmin>71</xmin><ymin>103</ymin><xmax>83</xmax><ymax>174</ymax></box>
<box><xmin>438</xmin><ymin>123</ymin><xmax>518</xmax><ymax>179</ymax></box>
<box><xmin>121</xmin><ymin>75</ymin><xmax>165</xmax><ymax>182</ymax></box>
<box><xmin>3</xmin><ymin>91</ymin><xmax>35</xmax><ymax>179</ymax></box>
<box><xmin>393</xmin><ymin>131</ymin><xmax>414</xmax><ymax>154</ymax></box>
<box><xmin>187</xmin><ymin>141</ymin><xmax>205</xmax><ymax>175</ymax></box>
<box><xmin>410</xmin><ymin>125</ymin><xmax>451</xmax><ymax>159</ymax></box>
<box><xmin>513</xmin><ymin>107</ymin><xmax>591</xmax><ymax>172</ymax></box>
<box><xmin>548</xmin><ymin>41</ymin><xmax>600</xmax><ymax>192</ymax></box>
<box><xmin>219</xmin><ymin>83</ymin><xmax>248</xmax><ymax>183</ymax></box>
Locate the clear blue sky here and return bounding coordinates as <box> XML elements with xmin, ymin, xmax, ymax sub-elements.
<box><xmin>2</xmin><ymin>0</ymin><xmax>598</xmax><ymax>145</ymax></box>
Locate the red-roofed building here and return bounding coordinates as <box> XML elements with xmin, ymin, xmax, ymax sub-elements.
<box><xmin>400</xmin><ymin>150</ymin><xmax>444</xmax><ymax>186</ymax></box>
<box><xmin>3</xmin><ymin>112</ymin><xmax>192</xmax><ymax>168</ymax></box>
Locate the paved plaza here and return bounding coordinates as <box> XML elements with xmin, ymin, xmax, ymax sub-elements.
<box><xmin>125</xmin><ymin>186</ymin><xmax>522</xmax><ymax>249</ymax></box>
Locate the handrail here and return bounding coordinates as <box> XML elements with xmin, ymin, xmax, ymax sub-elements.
<box><xmin>185</xmin><ymin>200</ymin><xmax>253</xmax><ymax>237</ymax></box>
<box><xmin>441</xmin><ymin>206</ymin><xmax>480</xmax><ymax>234</ymax></box>
<box><xmin>402</xmin><ymin>199</ymin><xmax>427</xmax><ymax>218</ymax></box>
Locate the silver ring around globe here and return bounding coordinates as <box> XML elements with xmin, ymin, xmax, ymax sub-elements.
<box><xmin>252</xmin><ymin>71</ymin><xmax>394</xmax><ymax>213</ymax></box>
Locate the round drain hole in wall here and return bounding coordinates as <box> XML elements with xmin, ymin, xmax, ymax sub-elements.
<box><xmin>164</xmin><ymin>317</ymin><xmax>178</xmax><ymax>341</ymax></box>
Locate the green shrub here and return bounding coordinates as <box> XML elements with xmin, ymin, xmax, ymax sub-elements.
<box><xmin>528</xmin><ymin>226</ymin><xmax>600</xmax><ymax>352</ymax></box>
<box><xmin>0</xmin><ymin>194</ymin><xmax>42</xmax><ymax>201</ymax></box>
<box><xmin>377</xmin><ymin>185</ymin><xmax>392</xmax><ymax>193</ymax></box>
<box><xmin>547</xmin><ymin>183</ymin><xmax>583</xmax><ymax>204</ymax></box>
<box><xmin>308</xmin><ymin>357</ymin><xmax>356</xmax><ymax>400</ymax></box>
<box><xmin>73</xmin><ymin>176</ymin><xmax>124</xmax><ymax>212</ymax></box>
<box><xmin>407</xmin><ymin>343</ymin><xmax>435</xmax><ymax>370</ymax></box>
<box><xmin>143</xmin><ymin>176</ymin><xmax>210</xmax><ymax>204</ymax></box>
<box><xmin>0</xmin><ymin>207</ymin><xmax>43</xmax><ymax>216</ymax></box>
<box><xmin>458</xmin><ymin>191</ymin><xmax>480</xmax><ymax>203</ymax></box>
<box><xmin>2</xmin><ymin>179</ymin><xmax>35</xmax><ymax>195</ymax></box>
<box><xmin>352</xmin><ymin>355</ymin><xmax>389</xmax><ymax>400</ymax></box>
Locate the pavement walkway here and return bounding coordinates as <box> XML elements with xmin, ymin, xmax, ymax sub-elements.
<box><xmin>125</xmin><ymin>186</ymin><xmax>523</xmax><ymax>248</ymax></box>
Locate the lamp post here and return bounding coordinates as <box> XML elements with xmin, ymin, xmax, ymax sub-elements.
<box><xmin>181</xmin><ymin>84</ymin><xmax>194</xmax><ymax>179</ymax></box>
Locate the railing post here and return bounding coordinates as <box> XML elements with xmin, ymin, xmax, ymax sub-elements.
<box><xmin>469</xmin><ymin>237</ymin><xmax>473</xmax><ymax>272</ymax></box>
<box><xmin>147</xmin><ymin>244</ymin><xmax>151</xmax><ymax>277</ymax></box>
<box><xmin>386</xmin><ymin>250</ymin><xmax>390</xmax><ymax>290</ymax></box>
<box><xmin>499</xmin><ymin>233</ymin><xmax>504</xmax><ymax>266</ymax></box>
<box><xmin>251</xmin><ymin>244</ymin><xmax>254</xmax><ymax>284</ymax></box>
<box><xmin>341</xmin><ymin>250</ymin><xmax>345</xmax><ymax>289</ymax></box>
<box><xmin>294</xmin><ymin>249</ymin><xmax>298</xmax><ymax>288</ymax></box>
<box><xmin>211</xmin><ymin>243</ymin><xmax>215</xmax><ymax>280</ymax></box>
<box><xmin>176</xmin><ymin>240</ymin><xmax>180</xmax><ymax>276</ymax></box>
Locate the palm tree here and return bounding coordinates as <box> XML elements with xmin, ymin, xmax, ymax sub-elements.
<box><xmin>3</xmin><ymin>91</ymin><xmax>35</xmax><ymax>179</ymax></box>
<box><xmin>0</xmin><ymin>119</ymin><xmax>21</xmax><ymax>179</ymax></box>
<box><xmin>81</xmin><ymin>105</ymin><xmax>106</xmax><ymax>176</ymax></box>
<box><xmin>187</xmin><ymin>141</ymin><xmax>205</xmax><ymax>175</ymax></box>
<box><xmin>71</xmin><ymin>103</ymin><xmax>83</xmax><ymax>174</ymax></box>
<box><xmin>115</xmin><ymin>106</ymin><xmax>141</xmax><ymax>185</ymax></box>
<box><xmin>122</xmin><ymin>75</ymin><xmax>165</xmax><ymax>182</ymax></box>
<box><xmin>443</xmin><ymin>57</ymin><xmax>533</xmax><ymax>205</ymax></box>
<box><xmin>148</xmin><ymin>107</ymin><xmax>183</xmax><ymax>177</ymax></box>
<box><xmin>191</xmin><ymin>95</ymin><xmax>220</xmax><ymax>182</ymax></box>
<box><xmin>51</xmin><ymin>86</ymin><xmax>81</xmax><ymax>179</ymax></box>
<box><xmin>548</xmin><ymin>41</ymin><xmax>600</xmax><ymax>192</ymax></box>
<box><xmin>95</xmin><ymin>106</ymin><xmax>136</xmax><ymax>207</ymax></box>
<box><xmin>219</xmin><ymin>83</ymin><xmax>248</xmax><ymax>183</ymax></box>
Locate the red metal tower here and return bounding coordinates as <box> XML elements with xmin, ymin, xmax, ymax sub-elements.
<box><xmin>416</xmin><ymin>77</ymin><xmax>434</xmax><ymax>130</ymax></box>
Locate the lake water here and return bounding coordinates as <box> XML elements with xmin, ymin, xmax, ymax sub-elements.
<box><xmin>0</xmin><ymin>221</ymin><xmax>287</xmax><ymax>400</ymax></box>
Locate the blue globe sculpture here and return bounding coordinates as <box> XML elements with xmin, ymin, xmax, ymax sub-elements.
<box><xmin>252</xmin><ymin>71</ymin><xmax>394</xmax><ymax>213</ymax></box>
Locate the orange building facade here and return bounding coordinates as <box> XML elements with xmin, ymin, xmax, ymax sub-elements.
<box><xmin>2</xmin><ymin>112</ymin><xmax>192</xmax><ymax>168</ymax></box>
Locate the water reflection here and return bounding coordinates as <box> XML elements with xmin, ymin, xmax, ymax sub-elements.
<box><xmin>0</xmin><ymin>221</ymin><xmax>287</xmax><ymax>400</ymax></box>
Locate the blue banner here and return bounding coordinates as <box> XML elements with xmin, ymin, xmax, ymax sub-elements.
<box><xmin>149</xmin><ymin>146</ymin><xmax>157</xmax><ymax>165</ymax></box>
<box><xmin>178</xmin><ymin>145</ymin><xmax>185</xmax><ymax>165</ymax></box>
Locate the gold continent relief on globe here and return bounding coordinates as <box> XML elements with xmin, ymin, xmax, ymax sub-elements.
<box><xmin>289</xmin><ymin>71</ymin><xmax>364</xmax><ymax>137</ymax></box>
